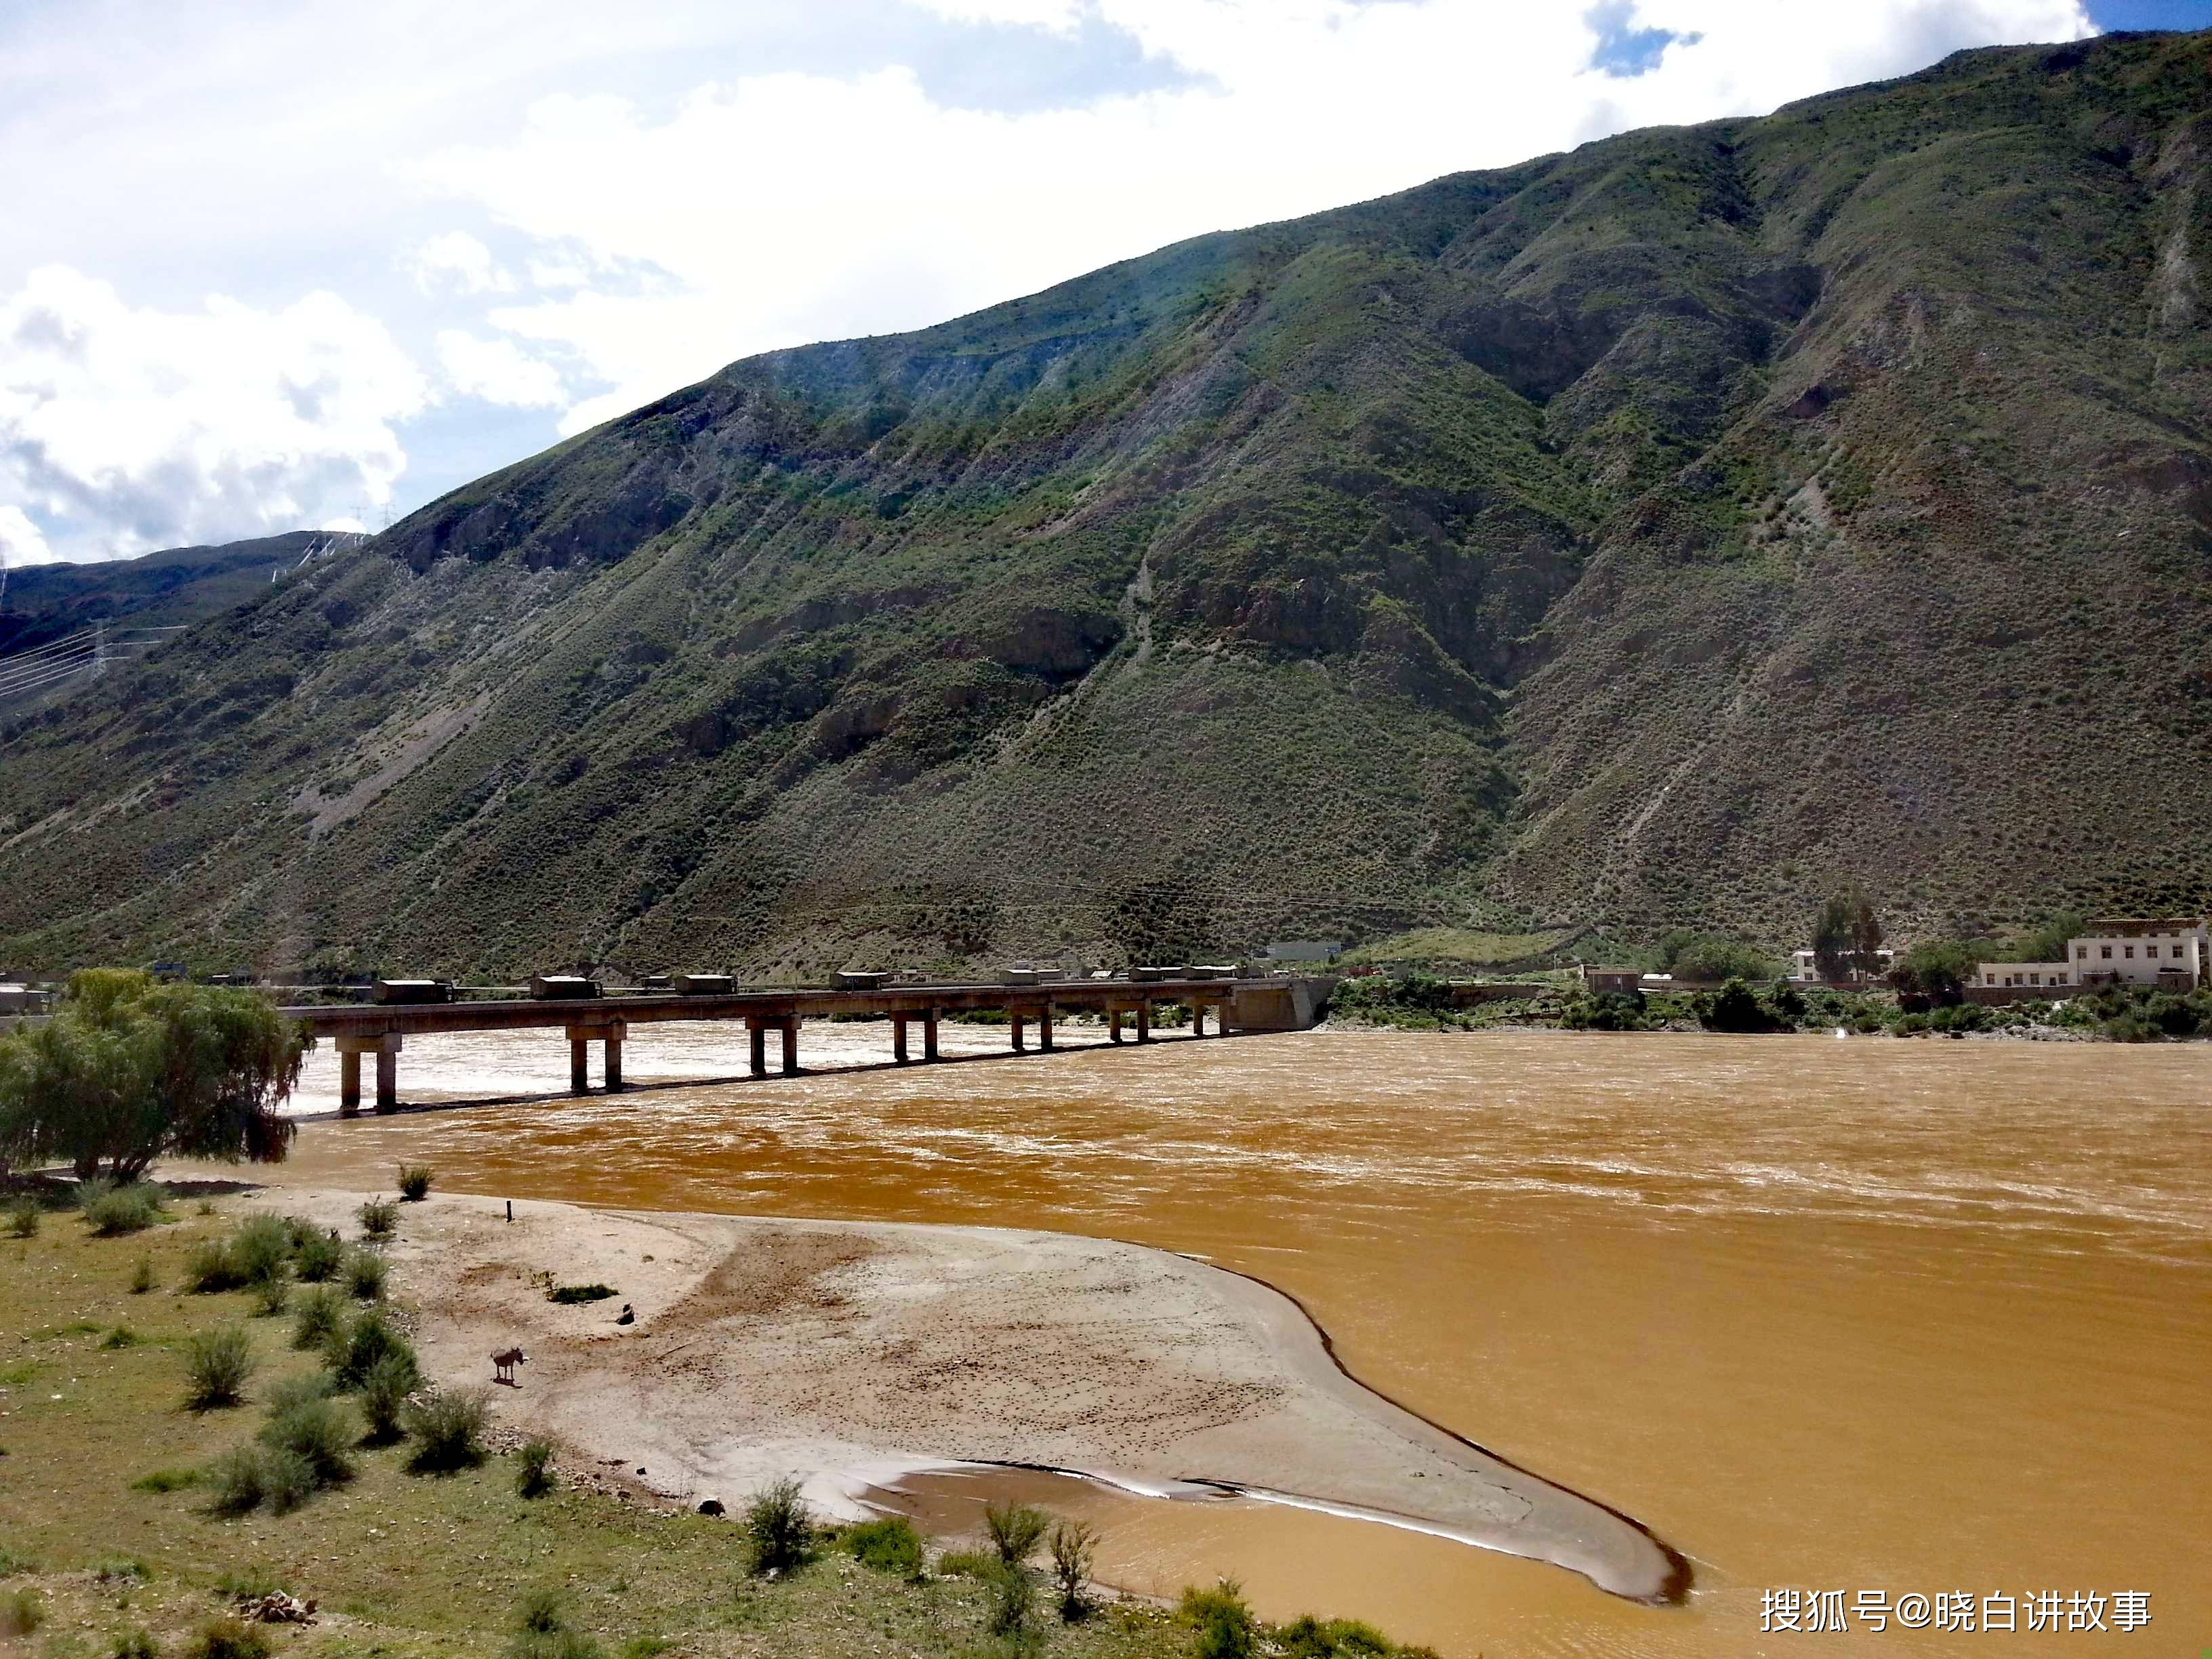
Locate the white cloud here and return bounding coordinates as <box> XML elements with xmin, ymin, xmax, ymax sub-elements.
<box><xmin>405</xmin><ymin>229</ymin><xmax>516</xmax><ymax>296</ymax></box>
<box><xmin>436</xmin><ymin>328</ymin><xmax>567</xmax><ymax>407</ymax></box>
<box><xmin>0</xmin><ymin>503</ymin><xmax>52</xmax><ymax>565</ymax></box>
<box><xmin>0</xmin><ymin>266</ymin><xmax>430</xmax><ymax>560</ymax></box>
<box><xmin>903</xmin><ymin>0</ymin><xmax>1085</xmax><ymax>31</ymax></box>
<box><xmin>411</xmin><ymin>0</ymin><xmax>2093</xmax><ymax>432</ymax></box>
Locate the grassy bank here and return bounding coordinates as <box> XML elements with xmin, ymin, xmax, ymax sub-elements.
<box><xmin>0</xmin><ymin>1187</ymin><xmax>1437</xmax><ymax>1659</ymax></box>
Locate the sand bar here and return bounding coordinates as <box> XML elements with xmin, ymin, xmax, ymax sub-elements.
<box><xmin>251</xmin><ymin>1188</ymin><xmax>1683</xmax><ymax>1602</ymax></box>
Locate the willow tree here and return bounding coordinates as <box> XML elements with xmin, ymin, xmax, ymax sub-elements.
<box><xmin>0</xmin><ymin>970</ymin><xmax>309</xmax><ymax>1179</ymax></box>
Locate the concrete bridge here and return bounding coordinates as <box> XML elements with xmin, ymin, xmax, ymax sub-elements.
<box><xmin>291</xmin><ymin>975</ymin><xmax>1332</xmax><ymax>1115</ymax></box>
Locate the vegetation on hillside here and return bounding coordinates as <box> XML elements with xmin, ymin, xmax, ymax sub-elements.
<box><xmin>2</xmin><ymin>35</ymin><xmax>2210</xmax><ymax>976</ymax></box>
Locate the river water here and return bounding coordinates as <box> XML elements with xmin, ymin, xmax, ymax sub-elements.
<box><xmin>268</xmin><ymin>1025</ymin><xmax>2210</xmax><ymax>1656</ymax></box>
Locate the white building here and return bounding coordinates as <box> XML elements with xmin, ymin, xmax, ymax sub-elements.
<box><xmin>1790</xmin><ymin>948</ymin><xmax>1894</xmax><ymax>982</ymax></box>
<box><xmin>1973</xmin><ymin>960</ymin><xmax>2073</xmax><ymax>991</ymax></box>
<box><xmin>2065</xmin><ymin>918</ymin><xmax>2207</xmax><ymax>989</ymax></box>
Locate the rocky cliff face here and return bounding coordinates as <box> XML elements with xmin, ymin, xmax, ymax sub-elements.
<box><xmin>3</xmin><ymin>32</ymin><xmax>2208</xmax><ymax>977</ymax></box>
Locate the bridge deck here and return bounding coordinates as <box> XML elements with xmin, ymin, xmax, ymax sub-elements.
<box><xmin>283</xmin><ymin>977</ymin><xmax>1311</xmax><ymax>1115</ymax></box>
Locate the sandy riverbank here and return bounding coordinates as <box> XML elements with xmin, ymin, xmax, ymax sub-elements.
<box><xmin>245</xmin><ymin>1187</ymin><xmax>1680</xmax><ymax>1603</ymax></box>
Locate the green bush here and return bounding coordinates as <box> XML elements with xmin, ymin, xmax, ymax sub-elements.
<box><xmin>396</xmin><ymin>1164</ymin><xmax>433</xmax><ymax>1202</ymax></box>
<box><xmin>508</xmin><ymin>1595</ymin><xmax>602</xmax><ymax>1659</ymax></box>
<box><xmin>934</xmin><ymin>1549</ymin><xmax>998</xmax><ymax>1578</ymax></box>
<box><xmin>291</xmin><ymin>1286</ymin><xmax>345</xmax><ymax>1351</ymax></box>
<box><xmin>291</xmin><ymin>1231</ymin><xmax>343</xmax><ymax>1283</ymax></box>
<box><xmin>983</xmin><ymin>1500</ymin><xmax>1048</xmax><ymax>1565</ymax></box>
<box><xmin>323</xmin><ymin>1310</ymin><xmax>417</xmax><ymax>1391</ymax></box>
<box><xmin>182</xmin><ymin>1618</ymin><xmax>270</xmax><ymax>1659</ymax></box>
<box><xmin>129</xmin><ymin>1254</ymin><xmax>155</xmax><ymax>1293</ymax></box>
<box><xmin>1695</xmin><ymin>978</ymin><xmax>1788</xmax><ymax>1034</ymax></box>
<box><xmin>230</xmin><ymin>1216</ymin><xmax>293</xmax><ymax>1284</ymax></box>
<box><xmin>7</xmin><ymin>1198</ymin><xmax>41</xmax><ymax>1239</ymax></box>
<box><xmin>258</xmin><ymin>1446</ymin><xmax>319</xmax><ymax>1514</ymax></box>
<box><xmin>405</xmin><ymin>1391</ymin><xmax>487</xmax><ymax>1473</ymax></box>
<box><xmin>80</xmin><ymin>1179</ymin><xmax>163</xmax><ymax>1236</ymax></box>
<box><xmin>113</xmin><ymin>1629</ymin><xmax>158</xmax><ymax>1659</ymax></box>
<box><xmin>345</xmin><ymin>1250</ymin><xmax>387</xmax><ymax>1301</ymax></box>
<box><xmin>741</xmin><ymin>1478</ymin><xmax>814</xmax><ymax>1574</ymax></box>
<box><xmin>129</xmin><ymin>1467</ymin><xmax>200</xmax><ymax>1493</ymax></box>
<box><xmin>1559</xmin><ymin>990</ymin><xmax>1648</xmax><ymax>1031</ymax></box>
<box><xmin>546</xmin><ymin>1283</ymin><xmax>615</xmax><ymax>1305</ymax></box>
<box><xmin>516</xmin><ymin>1590</ymin><xmax>567</xmax><ymax>1635</ymax></box>
<box><xmin>360</xmin><ymin>1353</ymin><xmax>416</xmax><ymax>1443</ymax></box>
<box><xmin>2</xmin><ymin>1587</ymin><xmax>44</xmax><ymax>1637</ymax></box>
<box><xmin>356</xmin><ymin>1197</ymin><xmax>398</xmax><ymax>1239</ymax></box>
<box><xmin>983</xmin><ymin>1561</ymin><xmax>1035</xmax><ymax>1636</ymax></box>
<box><xmin>251</xmin><ymin>1274</ymin><xmax>290</xmax><ymax>1317</ymax></box>
<box><xmin>182</xmin><ymin>1327</ymin><xmax>255</xmax><ymax>1410</ymax></box>
<box><xmin>206</xmin><ymin>1447</ymin><xmax>267</xmax><ymax>1515</ymax></box>
<box><xmin>843</xmin><ymin>1515</ymin><xmax>922</xmax><ymax>1577</ymax></box>
<box><xmin>1048</xmin><ymin>1519</ymin><xmax>1097</xmax><ymax>1621</ymax></box>
<box><xmin>102</xmin><ymin>1325</ymin><xmax>140</xmax><ymax>1349</ymax></box>
<box><xmin>259</xmin><ymin>1394</ymin><xmax>354</xmax><ymax>1487</ymax></box>
<box><xmin>516</xmin><ymin>1438</ymin><xmax>556</xmax><ymax>1498</ymax></box>
<box><xmin>1180</xmin><ymin>1580</ymin><xmax>1258</xmax><ymax>1659</ymax></box>
<box><xmin>1279</xmin><ymin>1615</ymin><xmax>1399</xmax><ymax>1658</ymax></box>
<box><xmin>183</xmin><ymin>1238</ymin><xmax>245</xmax><ymax>1294</ymax></box>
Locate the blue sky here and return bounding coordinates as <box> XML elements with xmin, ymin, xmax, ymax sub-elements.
<box><xmin>1</xmin><ymin>0</ymin><xmax>2175</xmax><ymax>565</ymax></box>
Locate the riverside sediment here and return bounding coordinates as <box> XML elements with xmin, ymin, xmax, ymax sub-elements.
<box><xmin>249</xmin><ymin>1187</ymin><xmax>1682</xmax><ymax>1602</ymax></box>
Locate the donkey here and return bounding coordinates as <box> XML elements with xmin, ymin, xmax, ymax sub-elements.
<box><xmin>491</xmin><ymin>1346</ymin><xmax>528</xmax><ymax>1385</ymax></box>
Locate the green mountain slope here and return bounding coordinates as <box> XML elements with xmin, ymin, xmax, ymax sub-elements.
<box><xmin>3</xmin><ymin>31</ymin><xmax>2208</xmax><ymax>978</ymax></box>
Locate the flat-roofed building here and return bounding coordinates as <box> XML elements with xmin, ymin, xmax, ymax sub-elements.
<box><xmin>1975</xmin><ymin>960</ymin><xmax>2073</xmax><ymax>990</ymax></box>
<box><xmin>2067</xmin><ymin>918</ymin><xmax>2207</xmax><ymax>987</ymax></box>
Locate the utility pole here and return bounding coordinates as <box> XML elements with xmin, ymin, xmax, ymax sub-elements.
<box><xmin>93</xmin><ymin>618</ymin><xmax>106</xmax><ymax>678</ymax></box>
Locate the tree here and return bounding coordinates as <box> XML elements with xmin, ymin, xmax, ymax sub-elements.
<box><xmin>1813</xmin><ymin>886</ymin><xmax>1881</xmax><ymax>981</ymax></box>
<box><xmin>1847</xmin><ymin>891</ymin><xmax>1884</xmax><ymax>981</ymax></box>
<box><xmin>1657</xmin><ymin>931</ymin><xmax>1776</xmax><ymax>983</ymax></box>
<box><xmin>1887</xmin><ymin>939</ymin><xmax>1979</xmax><ymax>1004</ymax></box>
<box><xmin>0</xmin><ymin>971</ymin><xmax>308</xmax><ymax>1179</ymax></box>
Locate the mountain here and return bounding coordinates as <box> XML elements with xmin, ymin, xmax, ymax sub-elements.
<box><xmin>0</xmin><ymin>535</ymin><xmax>333</xmax><ymax>708</ymax></box>
<box><xmin>3</xmin><ymin>30</ymin><xmax>2209</xmax><ymax>980</ymax></box>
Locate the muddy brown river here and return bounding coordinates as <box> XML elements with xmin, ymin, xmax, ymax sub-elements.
<box><xmin>266</xmin><ymin>1025</ymin><xmax>2210</xmax><ymax>1656</ymax></box>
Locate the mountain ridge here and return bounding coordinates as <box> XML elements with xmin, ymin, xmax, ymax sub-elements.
<box><xmin>2</xmin><ymin>28</ymin><xmax>2208</xmax><ymax>978</ymax></box>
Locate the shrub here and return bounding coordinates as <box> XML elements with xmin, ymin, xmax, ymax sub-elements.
<box><xmin>345</xmin><ymin>1250</ymin><xmax>387</xmax><ymax>1301</ymax></box>
<box><xmin>129</xmin><ymin>1254</ymin><xmax>156</xmax><ymax>1293</ymax></box>
<box><xmin>1048</xmin><ymin>1519</ymin><xmax>1097</xmax><ymax>1620</ymax></box>
<box><xmin>291</xmin><ymin>1231</ymin><xmax>342</xmax><ymax>1283</ymax></box>
<box><xmin>94</xmin><ymin>1557</ymin><xmax>148</xmax><ymax>1585</ymax></box>
<box><xmin>182</xmin><ymin>1327</ymin><xmax>255</xmax><ymax>1410</ymax></box>
<box><xmin>113</xmin><ymin>1629</ymin><xmax>158</xmax><ymax>1659</ymax></box>
<box><xmin>183</xmin><ymin>1239</ymin><xmax>245</xmax><ymax>1294</ymax></box>
<box><xmin>260</xmin><ymin>1393</ymin><xmax>355</xmax><ymax>1486</ymax></box>
<box><xmin>229</xmin><ymin>1216</ymin><xmax>292</xmax><ymax>1285</ymax></box>
<box><xmin>6</xmin><ymin>1198</ymin><xmax>39</xmax><ymax>1239</ymax></box>
<box><xmin>80</xmin><ymin>1179</ymin><xmax>163</xmax><ymax>1236</ymax></box>
<box><xmin>516</xmin><ymin>1590</ymin><xmax>567</xmax><ymax>1635</ymax></box>
<box><xmin>546</xmin><ymin>1283</ymin><xmax>615</xmax><ymax>1305</ymax></box>
<box><xmin>934</xmin><ymin>1549</ymin><xmax>998</xmax><ymax>1578</ymax></box>
<box><xmin>251</xmin><ymin>1274</ymin><xmax>290</xmax><ymax>1317</ymax></box>
<box><xmin>1</xmin><ymin>1588</ymin><xmax>44</xmax><ymax>1637</ymax></box>
<box><xmin>356</xmin><ymin>1197</ymin><xmax>398</xmax><ymax>1239</ymax></box>
<box><xmin>1695</xmin><ymin>978</ymin><xmax>1787</xmax><ymax>1034</ymax></box>
<box><xmin>405</xmin><ymin>1391</ymin><xmax>488</xmax><ymax>1473</ymax></box>
<box><xmin>182</xmin><ymin>1618</ymin><xmax>270</xmax><ymax>1659</ymax></box>
<box><xmin>130</xmin><ymin>1467</ymin><xmax>200</xmax><ymax>1493</ymax></box>
<box><xmin>207</xmin><ymin>1447</ymin><xmax>267</xmax><ymax>1514</ymax></box>
<box><xmin>844</xmin><ymin>1515</ymin><xmax>922</xmax><ymax>1577</ymax></box>
<box><xmin>291</xmin><ymin>1286</ymin><xmax>345</xmax><ymax>1351</ymax></box>
<box><xmin>516</xmin><ymin>1437</ymin><xmax>556</xmax><ymax>1498</ymax></box>
<box><xmin>360</xmin><ymin>1353</ymin><xmax>416</xmax><ymax>1443</ymax></box>
<box><xmin>323</xmin><ymin>1311</ymin><xmax>417</xmax><ymax>1391</ymax></box>
<box><xmin>259</xmin><ymin>1446</ymin><xmax>319</xmax><ymax>1514</ymax></box>
<box><xmin>741</xmin><ymin>1478</ymin><xmax>814</xmax><ymax>1574</ymax></box>
<box><xmin>1279</xmin><ymin>1616</ymin><xmax>1398</xmax><ymax>1658</ymax></box>
<box><xmin>983</xmin><ymin>1500</ymin><xmax>1048</xmax><ymax>1565</ymax></box>
<box><xmin>102</xmin><ymin>1325</ymin><xmax>140</xmax><ymax>1349</ymax></box>
<box><xmin>1180</xmin><ymin>1580</ymin><xmax>1258</xmax><ymax>1659</ymax></box>
<box><xmin>983</xmin><ymin>1562</ymin><xmax>1035</xmax><ymax>1636</ymax></box>
<box><xmin>396</xmin><ymin>1164</ymin><xmax>433</xmax><ymax>1202</ymax></box>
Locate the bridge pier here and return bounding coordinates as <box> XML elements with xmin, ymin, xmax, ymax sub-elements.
<box><xmin>565</xmin><ymin>1021</ymin><xmax>626</xmax><ymax>1092</ymax></box>
<box><xmin>780</xmin><ymin>1017</ymin><xmax>799</xmax><ymax>1075</ymax></box>
<box><xmin>335</xmin><ymin>1033</ymin><xmax>402</xmax><ymax>1115</ymax></box>
<box><xmin>892</xmin><ymin>1014</ymin><xmax>909</xmax><ymax>1064</ymax></box>
<box><xmin>924</xmin><ymin>1008</ymin><xmax>940</xmax><ymax>1061</ymax></box>
<box><xmin>1010</xmin><ymin>1010</ymin><xmax>1026</xmax><ymax>1053</ymax></box>
<box><xmin>1108</xmin><ymin>1006</ymin><xmax>1123</xmax><ymax>1044</ymax></box>
<box><xmin>1191</xmin><ymin>1002</ymin><xmax>1208</xmax><ymax>1038</ymax></box>
<box><xmin>1136</xmin><ymin>1000</ymin><xmax>1151</xmax><ymax>1043</ymax></box>
<box><xmin>1039</xmin><ymin>1003</ymin><xmax>1054</xmax><ymax>1052</ymax></box>
<box><xmin>748</xmin><ymin>1015</ymin><xmax>798</xmax><ymax>1076</ymax></box>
